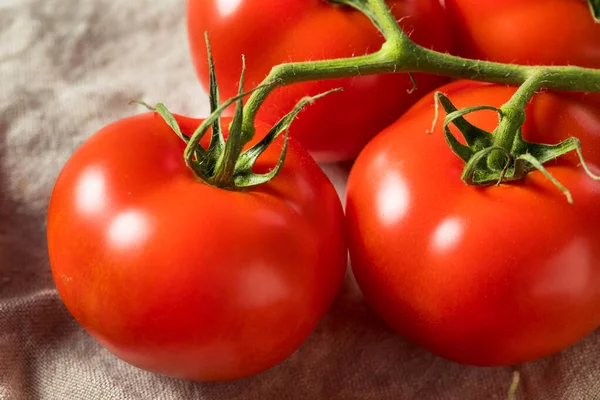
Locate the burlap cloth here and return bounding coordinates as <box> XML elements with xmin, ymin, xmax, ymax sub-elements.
<box><xmin>1</xmin><ymin>0</ymin><xmax>599</xmax><ymax>399</ymax></box>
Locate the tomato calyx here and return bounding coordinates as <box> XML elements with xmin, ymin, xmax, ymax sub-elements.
<box><xmin>432</xmin><ymin>89</ymin><xmax>600</xmax><ymax>204</ymax></box>
<box><xmin>134</xmin><ymin>34</ymin><xmax>341</xmax><ymax>190</ymax></box>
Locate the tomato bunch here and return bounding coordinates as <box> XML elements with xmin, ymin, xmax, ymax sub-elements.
<box><xmin>47</xmin><ymin>0</ymin><xmax>600</xmax><ymax>383</ymax></box>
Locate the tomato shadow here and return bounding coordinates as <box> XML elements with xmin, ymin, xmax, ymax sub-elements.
<box><xmin>0</xmin><ymin>121</ymin><xmax>55</xmax><ymax>301</ymax></box>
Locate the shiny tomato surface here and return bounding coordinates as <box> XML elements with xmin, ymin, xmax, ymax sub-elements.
<box><xmin>48</xmin><ymin>114</ymin><xmax>347</xmax><ymax>381</ymax></box>
<box><xmin>446</xmin><ymin>0</ymin><xmax>600</xmax><ymax>67</ymax></box>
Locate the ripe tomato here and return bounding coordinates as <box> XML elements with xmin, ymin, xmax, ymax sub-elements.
<box><xmin>187</xmin><ymin>0</ymin><xmax>452</xmax><ymax>162</ymax></box>
<box><xmin>346</xmin><ymin>80</ymin><xmax>600</xmax><ymax>366</ymax></box>
<box><xmin>445</xmin><ymin>0</ymin><xmax>600</xmax><ymax>67</ymax></box>
<box><xmin>47</xmin><ymin>113</ymin><xmax>347</xmax><ymax>381</ymax></box>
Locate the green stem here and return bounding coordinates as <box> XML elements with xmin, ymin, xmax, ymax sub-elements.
<box><xmin>408</xmin><ymin>47</ymin><xmax>600</xmax><ymax>91</ymax></box>
<box><xmin>487</xmin><ymin>71</ymin><xmax>548</xmax><ymax>170</ymax></box>
<box><xmin>365</xmin><ymin>0</ymin><xmax>405</xmax><ymax>42</ymax></box>
<box><xmin>496</xmin><ymin>73</ymin><xmax>547</xmax><ymax>149</ymax></box>
<box><xmin>213</xmin><ymin>56</ymin><xmax>248</xmax><ymax>188</ymax></box>
<box><xmin>213</xmin><ymin>131</ymin><xmax>245</xmax><ymax>187</ymax></box>
<box><xmin>241</xmin><ymin>50</ymin><xmax>398</xmax><ymax>138</ymax></box>
<box><xmin>239</xmin><ymin>0</ymin><xmax>600</xmax><ymax>143</ymax></box>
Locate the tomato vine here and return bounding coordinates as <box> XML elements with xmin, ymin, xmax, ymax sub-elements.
<box><xmin>144</xmin><ymin>0</ymin><xmax>600</xmax><ymax>197</ymax></box>
<box><xmin>208</xmin><ymin>0</ymin><xmax>600</xmax><ymax>199</ymax></box>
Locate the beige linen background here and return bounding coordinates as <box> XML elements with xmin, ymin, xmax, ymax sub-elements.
<box><xmin>1</xmin><ymin>0</ymin><xmax>599</xmax><ymax>399</ymax></box>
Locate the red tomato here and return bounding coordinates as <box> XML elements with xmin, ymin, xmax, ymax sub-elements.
<box><xmin>187</xmin><ymin>0</ymin><xmax>452</xmax><ymax>162</ymax></box>
<box><xmin>445</xmin><ymin>0</ymin><xmax>600</xmax><ymax>67</ymax></box>
<box><xmin>346</xmin><ymin>80</ymin><xmax>600</xmax><ymax>366</ymax></box>
<box><xmin>47</xmin><ymin>113</ymin><xmax>347</xmax><ymax>381</ymax></box>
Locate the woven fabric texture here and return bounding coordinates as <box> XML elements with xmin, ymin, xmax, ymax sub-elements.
<box><xmin>0</xmin><ymin>0</ymin><xmax>598</xmax><ymax>399</ymax></box>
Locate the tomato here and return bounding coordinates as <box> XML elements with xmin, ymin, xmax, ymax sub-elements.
<box><xmin>345</xmin><ymin>80</ymin><xmax>600</xmax><ymax>366</ymax></box>
<box><xmin>187</xmin><ymin>0</ymin><xmax>452</xmax><ymax>162</ymax></box>
<box><xmin>47</xmin><ymin>113</ymin><xmax>347</xmax><ymax>381</ymax></box>
<box><xmin>445</xmin><ymin>0</ymin><xmax>600</xmax><ymax>67</ymax></box>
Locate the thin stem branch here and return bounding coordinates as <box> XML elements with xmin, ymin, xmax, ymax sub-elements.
<box><xmin>496</xmin><ymin>72</ymin><xmax>548</xmax><ymax>148</ymax></box>
<box><xmin>365</xmin><ymin>0</ymin><xmax>405</xmax><ymax>42</ymax></box>
<box><xmin>240</xmin><ymin>50</ymin><xmax>397</xmax><ymax>138</ymax></box>
<box><xmin>487</xmin><ymin>71</ymin><xmax>549</xmax><ymax>170</ymax></box>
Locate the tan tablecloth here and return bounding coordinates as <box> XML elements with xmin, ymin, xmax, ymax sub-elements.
<box><xmin>1</xmin><ymin>0</ymin><xmax>599</xmax><ymax>398</ymax></box>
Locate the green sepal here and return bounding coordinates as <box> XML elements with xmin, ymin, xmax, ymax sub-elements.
<box><xmin>461</xmin><ymin>146</ymin><xmax>512</xmax><ymax>185</ymax></box>
<box><xmin>234</xmin><ymin>129</ymin><xmax>290</xmax><ymax>188</ymax></box>
<box><xmin>128</xmin><ymin>100</ymin><xmax>191</xmax><ymax>144</ymax></box>
<box><xmin>204</xmin><ymin>32</ymin><xmax>225</xmax><ymax>164</ymax></box>
<box><xmin>238</xmin><ymin>89</ymin><xmax>342</xmax><ymax>169</ymax></box>
<box><xmin>233</xmin><ymin>88</ymin><xmax>343</xmax><ymax>188</ymax></box>
<box><xmin>211</xmin><ymin>54</ymin><xmax>248</xmax><ymax>185</ymax></box>
<box><xmin>518</xmin><ymin>153</ymin><xmax>573</xmax><ymax>204</ymax></box>
<box><xmin>181</xmin><ymin>87</ymin><xmax>262</xmax><ymax>163</ymax></box>
<box><xmin>587</xmin><ymin>0</ymin><xmax>600</xmax><ymax>23</ymax></box>
<box><xmin>435</xmin><ymin>92</ymin><xmax>498</xmax><ymax>162</ymax></box>
<box><xmin>508</xmin><ymin>132</ymin><xmax>599</xmax><ymax>179</ymax></box>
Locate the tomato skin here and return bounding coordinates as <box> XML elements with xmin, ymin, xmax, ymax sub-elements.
<box><xmin>187</xmin><ymin>0</ymin><xmax>452</xmax><ymax>162</ymax></box>
<box><xmin>346</xmin><ymin>80</ymin><xmax>600</xmax><ymax>366</ymax></box>
<box><xmin>446</xmin><ymin>0</ymin><xmax>600</xmax><ymax>67</ymax></box>
<box><xmin>47</xmin><ymin>114</ymin><xmax>347</xmax><ymax>381</ymax></box>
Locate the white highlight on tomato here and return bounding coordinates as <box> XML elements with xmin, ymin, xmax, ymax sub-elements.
<box><xmin>239</xmin><ymin>263</ymin><xmax>289</xmax><ymax>309</ymax></box>
<box><xmin>432</xmin><ymin>217</ymin><xmax>463</xmax><ymax>252</ymax></box>
<box><xmin>217</xmin><ymin>0</ymin><xmax>242</xmax><ymax>17</ymax></box>
<box><xmin>76</xmin><ymin>167</ymin><xmax>106</xmax><ymax>214</ymax></box>
<box><xmin>377</xmin><ymin>173</ymin><xmax>410</xmax><ymax>225</ymax></box>
<box><xmin>108</xmin><ymin>211</ymin><xmax>149</xmax><ymax>248</ymax></box>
